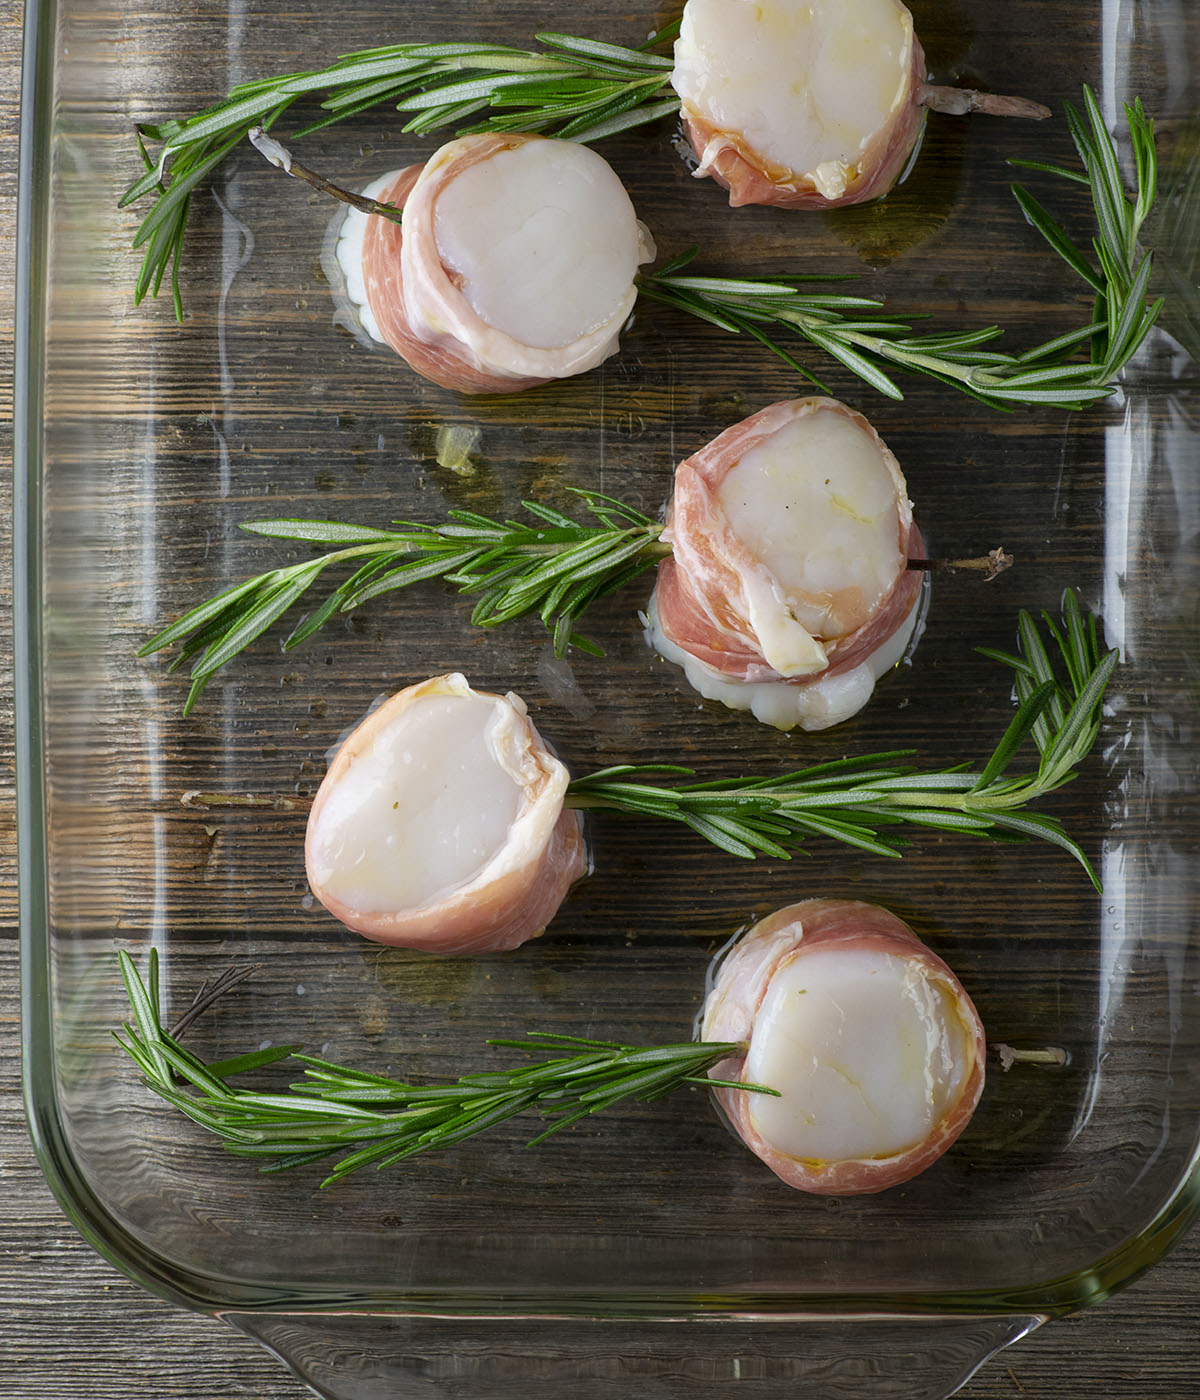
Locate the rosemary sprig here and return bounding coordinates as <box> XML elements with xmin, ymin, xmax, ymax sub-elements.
<box><xmin>566</xmin><ymin>591</ymin><xmax>1116</xmax><ymax>888</ymax></box>
<box><xmin>637</xmin><ymin>90</ymin><xmax>1161</xmax><ymax>408</ymax></box>
<box><xmin>114</xmin><ymin>948</ymin><xmax>772</xmax><ymax>1186</ymax></box>
<box><xmin>139</xmin><ymin>490</ymin><xmax>668</xmax><ymax>715</ymax></box>
<box><xmin>121</xmin><ymin>27</ymin><xmax>679</xmax><ymax>313</ymax></box>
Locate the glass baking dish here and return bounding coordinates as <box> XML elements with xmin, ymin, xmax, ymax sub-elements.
<box><xmin>16</xmin><ymin>1</ymin><xmax>1199</xmax><ymax>1397</ymax></box>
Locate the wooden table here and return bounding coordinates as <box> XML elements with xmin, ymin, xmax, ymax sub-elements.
<box><xmin>2</xmin><ymin>2</ymin><xmax>1197</xmax><ymax>1396</ymax></box>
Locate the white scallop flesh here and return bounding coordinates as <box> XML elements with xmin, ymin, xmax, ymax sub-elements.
<box><xmin>644</xmin><ymin>589</ymin><xmax>918</xmax><ymax>731</ymax></box>
<box><xmin>308</xmin><ymin>687</ymin><xmax>527</xmax><ymax>916</ymax></box>
<box><xmin>713</xmin><ymin>406</ymin><xmax>908</xmax><ymax>675</ymax></box>
<box><xmin>334</xmin><ymin>170</ymin><xmax>397</xmax><ymax>345</ymax></box>
<box><xmin>429</xmin><ymin>140</ymin><xmax>645</xmax><ymax>351</ymax></box>
<box><xmin>743</xmin><ymin>945</ymin><xmax>971</xmax><ymax>1162</ymax></box>
<box><xmin>672</xmin><ymin>0</ymin><xmax>913</xmax><ymax>199</ymax></box>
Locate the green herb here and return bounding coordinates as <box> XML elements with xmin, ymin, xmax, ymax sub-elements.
<box><xmin>638</xmin><ymin>90</ymin><xmax>1161</xmax><ymax>408</ymax></box>
<box><xmin>121</xmin><ymin>27</ymin><xmax>679</xmax><ymax>315</ymax></box>
<box><xmin>566</xmin><ymin>591</ymin><xmax>1116</xmax><ymax>888</ymax></box>
<box><xmin>139</xmin><ymin>491</ymin><xmax>668</xmax><ymax>715</ymax></box>
<box><xmin>114</xmin><ymin>948</ymin><xmax>772</xmax><ymax>1186</ymax></box>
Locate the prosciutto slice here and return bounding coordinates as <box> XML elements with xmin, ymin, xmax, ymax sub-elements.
<box><xmin>305</xmin><ymin>674</ymin><xmax>586</xmax><ymax>954</ymax></box>
<box><xmin>646</xmin><ymin>397</ymin><xmax>924</xmax><ymax>731</ymax></box>
<box><xmin>672</xmin><ymin>0</ymin><xmax>1049</xmax><ymax>210</ymax></box>
<box><xmin>702</xmin><ymin>900</ymin><xmax>986</xmax><ymax>1195</ymax></box>
<box><xmin>340</xmin><ymin>134</ymin><xmax>655</xmax><ymax>394</ymax></box>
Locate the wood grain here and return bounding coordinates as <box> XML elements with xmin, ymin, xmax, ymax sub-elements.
<box><xmin>3</xmin><ymin>2</ymin><xmax>1199</xmax><ymax>1398</ymax></box>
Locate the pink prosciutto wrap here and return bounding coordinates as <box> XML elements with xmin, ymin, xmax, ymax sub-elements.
<box><xmin>357</xmin><ymin>134</ymin><xmax>651</xmax><ymax>394</ymax></box>
<box><xmin>358</xmin><ymin>161</ymin><xmax>541</xmax><ymax>395</ymax></box>
<box><xmin>653</xmin><ymin>397</ymin><xmax>923</xmax><ymax>690</ymax></box>
<box><xmin>702</xmin><ymin>900</ymin><xmax>986</xmax><ymax>1195</ymax></box>
<box><xmin>305</xmin><ymin>674</ymin><xmax>586</xmax><ymax>954</ymax></box>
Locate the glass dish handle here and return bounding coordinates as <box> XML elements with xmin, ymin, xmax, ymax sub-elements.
<box><xmin>227</xmin><ymin>1311</ymin><xmax>1043</xmax><ymax>1400</ymax></box>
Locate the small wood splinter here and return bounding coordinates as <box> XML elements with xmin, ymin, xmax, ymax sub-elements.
<box><xmin>181</xmin><ymin>790</ymin><xmax>298</xmax><ymax>811</ymax></box>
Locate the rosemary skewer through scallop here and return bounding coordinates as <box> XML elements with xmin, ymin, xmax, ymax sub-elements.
<box><xmin>115</xmin><ymin>893</ymin><xmax>993</xmax><ymax>1193</ymax></box>
<box><xmin>315</xmin><ymin>130</ymin><xmax>658</xmax><ymax>394</ymax></box>
<box><xmin>142</xmin><ymin>396</ymin><xmax>1008</xmax><ymax>724</ymax></box>
<box><xmin>670</xmin><ymin>0</ymin><xmax>1048</xmax><ymax>210</ymax></box>
<box><xmin>124</xmin><ymin>47</ymin><xmax>1160</xmax><ymax>412</ymax></box>
<box><xmin>700</xmin><ymin>899</ymin><xmax>986</xmax><ymax>1195</ymax></box>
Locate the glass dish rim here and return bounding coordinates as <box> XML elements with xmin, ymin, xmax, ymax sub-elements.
<box><xmin>14</xmin><ymin>0</ymin><xmax>1200</xmax><ymax>1327</ymax></box>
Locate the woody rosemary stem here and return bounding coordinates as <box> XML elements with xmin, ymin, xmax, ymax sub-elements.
<box><xmin>248</xmin><ymin>126</ymin><xmax>404</xmax><ymax>222</ymax></box>
<box><xmin>907</xmin><ymin>549</ymin><xmax>1014</xmax><ymax>579</ymax></box>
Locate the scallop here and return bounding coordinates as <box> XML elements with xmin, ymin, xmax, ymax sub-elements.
<box><xmin>305</xmin><ymin>673</ymin><xmax>586</xmax><ymax>953</ymax></box>
<box><xmin>702</xmin><ymin>900</ymin><xmax>986</xmax><ymax>1194</ymax></box>
<box><xmin>335</xmin><ymin>133</ymin><xmax>656</xmax><ymax>393</ymax></box>
<box><xmin>644</xmin><ymin>397</ymin><xmax>924</xmax><ymax>730</ymax></box>
<box><xmin>672</xmin><ymin>0</ymin><xmax>1050</xmax><ymax>209</ymax></box>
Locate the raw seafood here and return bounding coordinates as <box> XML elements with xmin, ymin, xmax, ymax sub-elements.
<box><xmin>305</xmin><ymin>673</ymin><xmax>586</xmax><ymax>952</ymax></box>
<box><xmin>672</xmin><ymin>0</ymin><xmax>1050</xmax><ymax>209</ymax></box>
<box><xmin>335</xmin><ymin>133</ymin><xmax>655</xmax><ymax>392</ymax></box>
<box><xmin>645</xmin><ymin>397</ymin><xmax>924</xmax><ymax>730</ymax></box>
<box><xmin>702</xmin><ymin>899</ymin><xmax>986</xmax><ymax>1193</ymax></box>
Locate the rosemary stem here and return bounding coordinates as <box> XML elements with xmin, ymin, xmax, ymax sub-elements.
<box><xmin>248</xmin><ymin>126</ymin><xmax>403</xmax><ymax>224</ymax></box>
<box><xmin>562</xmin><ymin>785</ymin><xmax>1027</xmax><ymax>818</ymax></box>
<box><xmin>917</xmin><ymin>84</ymin><xmax>1051</xmax><ymax>121</ymax></box>
<box><xmin>906</xmin><ymin>549</ymin><xmax>1014</xmax><ymax>580</ymax></box>
<box><xmin>877</xmin><ymin>788</ymin><xmax>1029</xmax><ymax>814</ymax></box>
<box><xmin>992</xmin><ymin>1043</ymin><xmax>1069</xmax><ymax>1068</ymax></box>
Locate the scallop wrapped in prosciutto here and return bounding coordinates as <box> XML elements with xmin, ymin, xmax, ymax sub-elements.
<box><xmin>671</xmin><ymin>0</ymin><xmax>1050</xmax><ymax>210</ymax></box>
<box><xmin>305</xmin><ymin>673</ymin><xmax>586</xmax><ymax>954</ymax></box>
<box><xmin>645</xmin><ymin>397</ymin><xmax>924</xmax><ymax>731</ymax></box>
<box><xmin>702</xmin><ymin>900</ymin><xmax>986</xmax><ymax>1194</ymax></box>
<box><xmin>334</xmin><ymin>133</ymin><xmax>656</xmax><ymax>394</ymax></box>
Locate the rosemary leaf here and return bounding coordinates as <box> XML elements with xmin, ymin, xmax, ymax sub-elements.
<box><xmin>972</xmin><ymin>681</ymin><xmax>1057</xmax><ymax>789</ymax></box>
<box><xmin>1010</xmin><ymin>183</ymin><xmax>1105</xmax><ymax>291</ymax></box>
